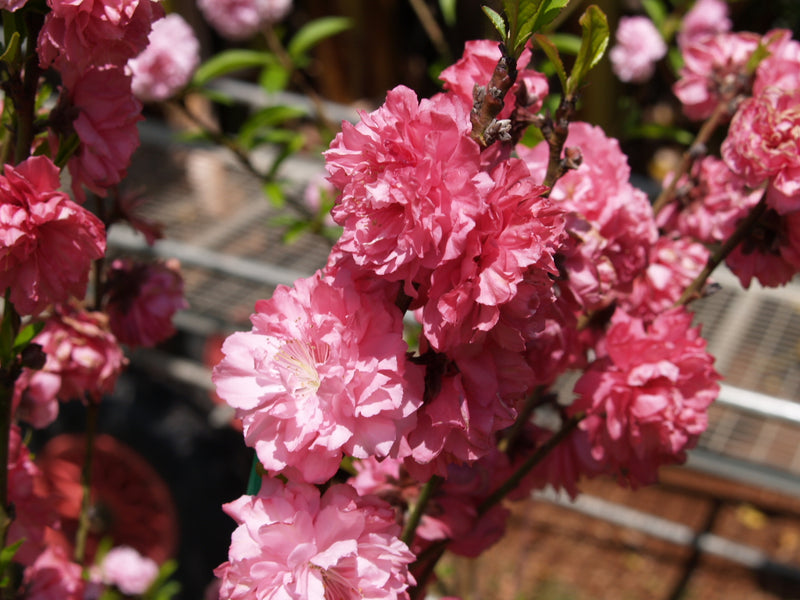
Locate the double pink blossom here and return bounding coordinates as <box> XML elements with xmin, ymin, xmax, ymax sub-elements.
<box><xmin>104</xmin><ymin>258</ymin><xmax>188</xmax><ymax>347</ymax></box>
<box><xmin>128</xmin><ymin>13</ymin><xmax>200</xmax><ymax>102</ymax></box>
<box><xmin>38</xmin><ymin>0</ymin><xmax>163</xmax><ymax>75</ymax></box>
<box><xmin>326</xmin><ymin>86</ymin><xmax>482</xmax><ymax>291</ymax></box>
<box><xmin>570</xmin><ymin>308</ymin><xmax>720</xmax><ymax>487</ymax></box>
<box><xmin>722</xmin><ymin>88</ymin><xmax>800</xmax><ymax>211</ymax></box>
<box><xmin>8</xmin><ymin>425</ymin><xmax>57</xmax><ymax>565</ymax></box>
<box><xmin>610</xmin><ymin>16</ymin><xmax>667</xmax><ymax>83</ymax></box>
<box><xmin>99</xmin><ymin>546</ymin><xmax>159</xmax><ymax>596</ymax></box>
<box><xmin>213</xmin><ymin>270</ymin><xmax>422</xmax><ymax>484</ymax></box>
<box><xmin>0</xmin><ymin>155</ymin><xmax>106</xmax><ymax>316</ymax></box>
<box><xmin>677</xmin><ymin>0</ymin><xmax>731</xmax><ymax>49</ymax></box>
<box><xmin>21</xmin><ymin>546</ymin><xmax>99</xmax><ymax>600</ymax></box>
<box><xmin>673</xmin><ymin>32</ymin><xmax>761</xmax><ymax>120</ymax></box>
<box><xmin>198</xmin><ymin>0</ymin><xmax>292</xmax><ymax>40</ymax></box>
<box><xmin>66</xmin><ymin>66</ymin><xmax>143</xmax><ymax>200</ymax></box>
<box><xmin>19</xmin><ymin>307</ymin><xmax>127</xmax><ymax>405</ymax></box>
<box><xmin>215</xmin><ymin>479</ymin><xmax>415</xmax><ymax>600</ymax></box>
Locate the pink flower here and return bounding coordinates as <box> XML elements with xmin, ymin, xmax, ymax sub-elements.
<box><xmin>25</xmin><ymin>307</ymin><xmax>128</xmax><ymax>403</ymax></box>
<box><xmin>104</xmin><ymin>258</ymin><xmax>188</xmax><ymax>347</ymax></box>
<box><xmin>215</xmin><ymin>479</ymin><xmax>415</xmax><ymax>600</ymax></box>
<box><xmin>38</xmin><ymin>0</ymin><xmax>163</xmax><ymax>76</ymax></box>
<box><xmin>722</xmin><ymin>88</ymin><xmax>800</xmax><ymax>207</ymax></box>
<box><xmin>657</xmin><ymin>155</ymin><xmax>763</xmax><ymax>244</ymax></box>
<box><xmin>8</xmin><ymin>425</ymin><xmax>58</xmax><ymax>565</ymax></box>
<box><xmin>677</xmin><ymin>0</ymin><xmax>731</xmax><ymax>49</ymax></box>
<box><xmin>66</xmin><ymin>66</ymin><xmax>143</xmax><ymax>199</ymax></box>
<box><xmin>419</xmin><ymin>158</ymin><xmax>563</xmax><ymax>352</ymax></box>
<box><xmin>0</xmin><ymin>155</ymin><xmax>106</xmax><ymax>316</ymax></box>
<box><xmin>326</xmin><ymin>86</ymin><xmax>483</xmax><ymax>292</ymax></box>
<box><xmin>440</xmin><ymin>39</ymin><xmax>549</xmax><ymax>117</ymax></box>
<box><xmin>725</xmin><ymin>202</ymin><xmax>800</xmax><ymax>288</ymax></box>
<box><xmin>198</xmin><ymin>0</ymin><xmax>292</xmax><ymax>40</ymax></box>
<box><xmin>570</xmin><ymin>308</ymin><xmax>720</xmax><ymax>487</ymax></box>
<box><xmin>620</xmin><ymin>236</ymin><xmax>710</xmax><ymax>321</ymax></box>
<box><xmin>212</xmin><ymin>270</ymin><xmax>422</xmax><ymax>484</ymax></box>
<box><xmin>0</xmin><ymin>0</ymin><xmax>27</xmax><ymax>10</ymax></box>
<box><xmin>673</xmin><ymin>32</ymin><xmax>761</xmax><ymax>120</ymax></box>
<box><xmin>128</xmin><ymin>13</ymin><xmax>200</xmax><ymax>102</ymax></box>
<box><xmin>100</xmin><ymin>546</ymin><xmax>159</xmax><ymax>595</ymax></box>
<box><xmin>13</xmin><ymin>368</ymin><xmax>61</xmax><ymax>428</ymax></box>
<box><xmin>518</xmin><ymin>123</ymin><xmax>658</xmax><ymax>312</ymax></box>
<box><xmin>22</xmin><ymin>546</ymin><xmax>97</xmax><ymax>600</ymax></box>
<box><xmin>753</xmin><ymin>30</ymin><xmax>800</xmax><ymax>95</ymax></box>
<box><xmin>610</xmin><ymin>17</ymin><xmax>667</xmax><ymax>83</ymax></box>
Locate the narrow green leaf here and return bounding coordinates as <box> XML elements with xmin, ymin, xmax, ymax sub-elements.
<box><xmin>283</xmin><ymin>220</ymin><xmax>312</xmax><ymax>244</ymax></box>
<box><xmin>534</xmin><ymin>34</ymin><xmax>567</xmax><ymax>93</ymax></box>
<box><xmin>546</xmin><ymin>32</ymin><xmax>581</xmax><ymax>55</ymax></box>
<box><xmin>641</xmin><ymin>0</ymin><xmax>667</xmax><ymax>28</ymax></box>
<box><xmin>259</xmin><ymin>61</ymin><xmax>290</xmax><ymax>93</ymax></box>
<box><xmin>0</xmin><ymin>31</ymin><xmax>20</xmax><ymax>65</ymax></box>
<box><xmin>192</xmin><ymin>50</ymin><xmax>274</xmax><ymax>87</ymax></box>
<box><xmin>526</xmin><ymin>0</ymin><xmax>569</xmax><ymax>38</ymax></box>
<box><xmin>263</xmin><ymin>181</ymin><xmax>285</xmax><ymax>208</ymax></box>
<box><xmin>238</xmin><ymin>105</ymin><xmax>308</xmax><ymax>149</ymax></box>
<box><xmin>439</xmin><ymin>0</ymin><xmax>457</xmax><ymax>26</ymax></box>
<box><xmin>482</xmin><ymin>6</ymin><xmax>507</xmax><ymax>41</ymax></box>
<box><xmin>566</xmin><ymin>5</ymin><xmax>609</xmax><ymax>97</ymax></box>
<box><xmin>12</xmin><ymin>321</ymin><xmax>44</xmax><ymax>353</ymax></box>
<box><xmin>287</xmin><ymin>17</ymin><xmax>352</xmax><ymax>62</ymax></box>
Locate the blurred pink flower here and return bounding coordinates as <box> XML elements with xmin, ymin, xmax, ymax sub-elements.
<box><xmin>570</xmin><ymin>308</ymin><xmax>720</xmax><ymax>487</ymax></box>
<box><xmin>440</xmin><ymin>39</ymin><xmax>549</xmax><ymax>118</ymax></box>
<box><xmin>723</xmin><ymin>88</ymin><xmax>800</xmax><ymax>207</ymax></box>
<box><xmin>0</xmin><ymin>0</ymin><xmax>27</xmax><ymax>10</ymax></box>
<box><xmin>213</xmin><ymin>270</ymin><xmax>422</xmax><ymax>484</ymax></box>
<box><xmin>657</xmin><ymin>155</ymin><xmax>763</xmax><ymax>244</ymax></box>
<box><xmin>198</xmin><ymin>0</ymin><xmax>292</xmax><ymax>40</ymax></box>
<box><xmin>215</xmin><ymin>479</ymin><xmax>415</xmax><ymax>600</ymax></box>
<box><xmin>8</xmin><ymin>425</ymin><xmax>58</xmax><ymax>565</ymax></box>
<box><xmin>326</xmin><ymin>85</ymin><xmax>482</xmax><ymax>292</ymax></box>
<box><xmin>28</xmin><ymin>307</ymin><xmax>128</xmax><ymax>403</ymax></box>
<box><xmin>100</xmin><ymin>546</ymin><xmax>159</xmax><ymax>595</ymax></box>
<box><xmin>754</xmin><ymin>30</ymin><xmax>800</xmax><ymax>95</ymax></box>
<box><xmin>673</xmin><ymin>32</ymin><xmax>760</xmax><ymax>120</ymax></box>
<box><xmin>725</xmin><ymin>202</ymin><xmax>800</xmax><ymax>288</ymax></box>
<box><xmin>677</xmin><ymin>0</ymin><xmax>731</xmax><ymax>49</ymax></box>
<box><xmin>22</xmin><ymin>546</ymin><xmax>98</xmax><ymax>600</ymax></box>
<box><xmin>38</xmin><ymin>0</ymin><xmax>163</xmax><ymax>76</ymax></box>
<box><xmin>66</xmin><ymin>66</ymin><xmax>143</xmax><ymax>200</ymax></box>
<box><xmin>620</xmin><ymin>236</ymin><xmax>710</xmax><ymax>321</ymax></box>
<box><xmin>610</xmin><ymin>16</ymin><xmax>666</xmax><ymax>83</ymax></box>
<box><xmin>0</xmin><ymin>155</ymin><xmax>106</xmax><ymax>316</ymax></box>
<box><xmin>128</xmin><ymin>13</ymin><xmax>200</xmax><ymax>102</ymax></box>
<box><xmin>104</xmin><ymin>258</ymin><xmax>188</xmax><ymax>347</ymax></box>
<box><xmin>13</xmin><ymin>368</ymin><xmax>61</xmax><ymax>428</ymax></box>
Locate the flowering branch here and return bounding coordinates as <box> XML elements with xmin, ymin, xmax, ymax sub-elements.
<box><xmin>675</xmin><ymin>192</ymin><xmax>768</xmax><ymax>307</ymax></box>
<box><xmin>401</xmin><ymin>474</ymin><xmax>442</xmax><ymax>546</ymax></box>
<box><xmin>470</xmin><ymin>44</ymin><xmax>517</xmax><ymax>148</ymax></box>
<box><xmin>652</xmin><ymin>100</ymin><xmax>731</xmax><ymax>215</ymax></box>
<box><xmin>73</xmin><ymin>397</ymin><xmax>99</xmax><ymax>565</ymax></box>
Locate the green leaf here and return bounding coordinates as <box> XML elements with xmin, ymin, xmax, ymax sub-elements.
<box><xmin>259</xmin><ymin>60</ymin><xmax>290</xmax><ymax>93</ymax></box>
<box><xmin>12</xmin><ymin>321</ymin><xmax>44</xmax><ymax>353</ymax></box>
<box><xmin>482</xmin><ymin>6</ymin><xmax>506</xmax><ymax>41</ymax></box>
<box><xmin>534</xmin><ymin>34</ymin><xmax>567</xmax><ymax>92</ymax></box>
<box><xmin>641</xmin><ymin>0</ymin><xmax>667</xmax><ymax>28</ymax></box>
<box><xmin>547</xmin><ymin>32</ymin><xmax>581</xmax><ymax>55</ymax></box>
<box><xmin>0</xmin><ymin>31</ymin><xmax>20</xmax><ymax>66</ymax></box>
<box><xmin>287</xmin><ymin>17</ymin><xmax>352</xmax><ymax>62</ymax></box>
<box><xmin>0</xmin><ymin>540</ymin><xmax>23</xmax><ymax>585</ymax></box>
<box><xmin>192</xmin><ymin>50</ymin><xmax>274</xmax><ymax>87</ymax></box>
<box><xmin>439</xmin><ymin>0</ymin><xmax>457</xmax><ymax>26</ymax></box>
<box><xmin>283</xmin><ymin>220</ymin><xmax>311</xmax><ymax>244</ymax></box>
<box><xmin>566</xmin><ymin>5</ymin><xmax>609</xmax><ymax>97</ymax></box>
<box><xmin>263</xmin><ymin>181</ymin><xmax>285</xmax><ymax>208</ymax></box>
<box><xmin>526</xmin><ymin>0</ymin><xmax>570</xmax><ymax>42</ymax></box>
<box><xmin>238</xmin><ymin>105</ymin><xmax>308</xmax><ymax>149</ymax></box>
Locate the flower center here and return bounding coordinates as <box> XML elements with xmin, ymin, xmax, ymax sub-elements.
<box><xmin>274</xmin><ymin>339</ymin><xmax>330</xmax><ymax>396</ymax></box>
<box><xmin>320</xmin><ymin>566</ymin><xmax>361</xmax><ymax>600</ymax></box>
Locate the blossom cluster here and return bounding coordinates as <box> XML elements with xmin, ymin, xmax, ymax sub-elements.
<box><xmin>212</xmin><ymin>36</ymin><xmax>723</xmax><ymax>598</ymax></box>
